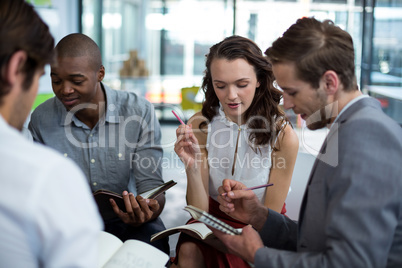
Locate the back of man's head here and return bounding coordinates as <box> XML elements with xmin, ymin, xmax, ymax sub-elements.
<box><xmin>265</xmin><ymin>17</ymin><xmax>357</xmax><ymax>92</ymax></box>
<box><xmin>0</xmin><ymin>0</ymin><xmax>54</xmax><ymax>104</ymax></box>
<box><xmin>55</xmin><ymin>33</ymin><xmax>102</xmax><ymax>71</ymax></box>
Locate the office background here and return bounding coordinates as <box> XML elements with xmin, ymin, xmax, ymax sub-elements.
<box><xmin>30</xmin><ymin>0</ymin><xmax>401</xmax><ymax>125</ymax></box>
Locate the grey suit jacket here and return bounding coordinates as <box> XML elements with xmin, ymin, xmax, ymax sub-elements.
<box><xmin>255</xmin><ymin>97</ymin><xmax>402</xmax><ymax>268</ymax></box>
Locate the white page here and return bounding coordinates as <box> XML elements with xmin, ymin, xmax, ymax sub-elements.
<box><xmin>98</xmin><ymin>231</ymin><xmax>124</xmax><ymax>268</ymax></box>
<box><xmin>139</xmin><ymin>186</ymin><xmax>162</xmax><ymax>199</ymax></box>
<box><xmin>103</xmin><ymin>240</ymin><xmax>169</xmax><ymax>268</ymax></box>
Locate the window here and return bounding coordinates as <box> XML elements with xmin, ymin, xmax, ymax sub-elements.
<box><xmin>364</xmin><ymin>0</ymin><xmax>402</xmax><ymax>125</ymax></box>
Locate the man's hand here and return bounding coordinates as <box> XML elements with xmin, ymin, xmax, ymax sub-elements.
<box><xmin>218</xmin><ymin>179</ymin><xmax>268</xmax><ymax>231</ymax></box>
<box><xmin>212</xmin><ymin>225</ymin><xmax>264</xmax><ymax>264</ymax></box>
<box><xmin>110</xmin><ymin>191</ymin><xmax>160</xmax><ymax>227</ymax></box>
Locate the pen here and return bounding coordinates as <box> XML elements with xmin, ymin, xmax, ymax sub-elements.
<box><xmin>221</xmin><ymin>183</ymin><xmax>274</xmax><ymax>196</ymax></box>
<box><xmin>172</xmin><ymin>110</ymin><xmax>185</xmax><ymax>125</ymax></box>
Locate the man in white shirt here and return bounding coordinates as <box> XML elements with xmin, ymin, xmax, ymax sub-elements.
<box><xmin>0</xmin><ymin>1</ymin><xmax>103</xmax><ymax>267</ymax></box>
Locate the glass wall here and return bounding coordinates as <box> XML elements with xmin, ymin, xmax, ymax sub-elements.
<box><xmin>364</xmin><ymin>0</ymin><xmax>402</xmax><ymax>125</ymax></box>
<box><xmin>31</xmin><ymin>0</ymin><xmax>401</xmax><ymax>124</ymax></box>
<box><xmin>233</xmin><ymin>0</ymin><xmax>364</xmax><ymax>83</ymax></box>
<box><xmin>370</xmin><ymin>0</ymin><xmax>402</xmax><ymax>86</ymax></box>
<box><xmin>30</xmin><ymin>0</ymin><xmax>79</xmax><ymax>96</ymax></box>
<box><xmin>80</xmin><ymin>0</ymin><xmax>372</xmax><ymax>121</ymax></box>
<box><xmin>81</xmin><ymin>0</ymin><xmax>235</xmax><ymax>119</ymax></box>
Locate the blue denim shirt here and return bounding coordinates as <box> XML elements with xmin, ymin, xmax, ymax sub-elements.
<box><xmin>29</xmin><ymin>83</ymin><xmax>164</xmax><ymax>195</ymax></box>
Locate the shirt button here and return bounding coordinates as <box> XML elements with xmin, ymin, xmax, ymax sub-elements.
<box><xmin>64</xmin><ymin>153</ymin><xmax>68</xmax><ymax>157</ymax></box>
<box><xmin>91</xmin><ymin>159</ymin><xmax>95</xmax><ymax>163</ymax></box>
<box><xmin>118</xmin><ymin>153</ymin><xmax>122</xmax><ymax>158</ymax></box>
<box><xmin>93</xmin><ymin>182</ymin><xmax>97</xmax><ymax>186</ymax></box>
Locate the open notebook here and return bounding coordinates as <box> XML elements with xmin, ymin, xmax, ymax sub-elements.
<box><xmin>98</xmin><ymin>231</ymin><xmax>169</xmax><ymax>268</ymax></box>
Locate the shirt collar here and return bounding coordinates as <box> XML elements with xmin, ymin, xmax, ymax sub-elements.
<box><xmin>217</xmin><ymin>102</ymin><xmax>247</xmax><ymax>130</ymax></box>
<box><xmin>103</xmin><ymin>83</ymin><xmax>120</xmax><ymax>124</ymax></box>
<box><xmin>330</xmin><ymin>94</ymin><xmax>369</xmax><ymax>129</ymax></box>
<box><xmin>0</xmin><ymin>113</ymin><xmax>23</xmax><ymax>137</ymax></box>
<box><xmin>0</xmin><ymin>114</ymin><xmax>7</xmax><ymax>128</ymax></box>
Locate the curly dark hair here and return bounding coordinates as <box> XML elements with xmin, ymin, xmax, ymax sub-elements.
<box><xmin>200</xmin><ymin>35</ymin><xmax>289</xmax><ymax>151</ymax></box>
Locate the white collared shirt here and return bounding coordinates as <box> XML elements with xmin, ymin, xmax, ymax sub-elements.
<box><xmin>0</xmin><ymin>115</ymin><xmax>102</xmax><ymax>267</ymax></box>
<box><xmin>330</xmin><ymin>94</ymin><xmax>370</xmax><ymax>129</ymax></box>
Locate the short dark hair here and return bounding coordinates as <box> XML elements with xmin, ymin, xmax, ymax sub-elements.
<box><xmin>0</xmin><ymin>0</ymin><xmax>55</xmax><ymax>103</ymax></box>
<box><xmin>201</xmin><ymin>35</ymin><xmax>288</xmax><ymax>150</ymax></box>
<box><xmin>265</xmin><ymin>17</ymin><xmax>358</xmax><ymax>91</ymax></box>
<box><xmin>55</xmin><ymin>33</ymin><xmax>102</xmax><ymax>71</ymax></box>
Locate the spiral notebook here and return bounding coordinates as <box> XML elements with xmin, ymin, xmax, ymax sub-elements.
<box><xmin>184</xmin><ymin>205</ymin><xmax>242</xmax><ymax>235</ymax></box>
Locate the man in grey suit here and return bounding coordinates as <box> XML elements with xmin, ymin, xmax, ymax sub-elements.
<box><xmin>213</xmin><ymin>17</ymin><xmax>402</xmax><ymax>267</ymax></box>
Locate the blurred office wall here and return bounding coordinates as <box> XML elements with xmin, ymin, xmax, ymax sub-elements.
<box><xmin>31</xmin><ymin>0</ymin><xmax>402</xmax><ymax>124</ymax></box>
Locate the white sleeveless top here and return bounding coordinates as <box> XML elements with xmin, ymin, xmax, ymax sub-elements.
<box><xmin>207</xmin><ymin>106</ymin><xmax>276</xmax><ymax>202</ymax></box>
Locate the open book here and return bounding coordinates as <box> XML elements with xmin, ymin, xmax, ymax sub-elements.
<box><xmin>93</xmin><ymin>180</ymin><xmax>177</xmax><ymax>220</ymax></box>
<box><xmin>98</xmin><ymin>231</ymin><xmax>169</xmax><ymax>268</ymax></box>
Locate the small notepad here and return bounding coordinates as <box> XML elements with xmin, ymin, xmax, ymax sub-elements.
<box><xmin>184</xmin><ymin>205</ymin><xmax>242</xmax><ymax>235</ymax></box>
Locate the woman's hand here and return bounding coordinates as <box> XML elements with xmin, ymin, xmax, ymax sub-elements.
<box><xmin>174</xmin><ymin>124</ymin><xmax>202</xmax><ymax>170</ymax></box>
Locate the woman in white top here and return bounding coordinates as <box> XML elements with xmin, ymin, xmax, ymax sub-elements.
<box><xmin>172</xmin><ymin>35</ymin><xmax>299</xmax><ymax>268</ymax></box>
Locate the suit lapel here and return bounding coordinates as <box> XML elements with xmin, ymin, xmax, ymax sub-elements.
<box><xmin>297</xmin><ymin>97</ymin><xmax>378</xmax><ymax>226</ymax></box>
<box><xmin>297</xmin><ymin>139</ymin><xmax>326</xmax><ymax>225</ymax></box>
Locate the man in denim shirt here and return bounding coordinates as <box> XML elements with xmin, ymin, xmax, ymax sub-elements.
<box><xmin>29</xmin><ymin>33</ymin><xmax>169</xmax><ymax>254</ymax></box>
